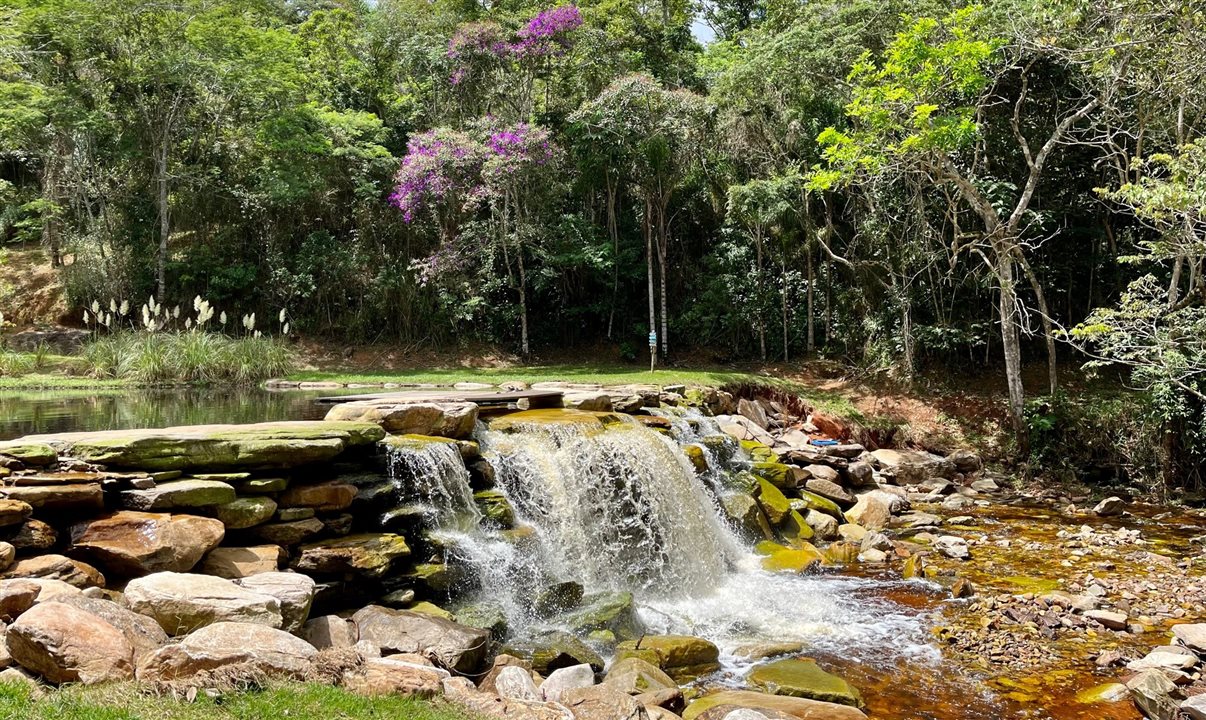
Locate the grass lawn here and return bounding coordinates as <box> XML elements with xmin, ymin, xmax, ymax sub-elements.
<box><xmin>0</xmin><ymin>681</ymin><xmax>480</xmax><ymax>720</ymax></box>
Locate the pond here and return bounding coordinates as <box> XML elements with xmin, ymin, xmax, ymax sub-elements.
<box><xmin>0</xmin><ymin>387</ymin><xmax>369</xmax><ymax>439</ymax></box>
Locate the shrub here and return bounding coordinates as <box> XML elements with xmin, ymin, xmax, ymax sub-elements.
<box><xmin>83</xmin><ymin>332</ymin><xmax>295</xmax><ymax>385</ymax></box>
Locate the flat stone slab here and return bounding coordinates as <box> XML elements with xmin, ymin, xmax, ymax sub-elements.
<box><xmin>16</xmin><ymin>421</ymin><xmax>385</xmax><ymax>471</ymax></box>
<box><xmin>316</xmin><ymin>389</ymin><xmax>563</xmax><ymax>409</ymax></box>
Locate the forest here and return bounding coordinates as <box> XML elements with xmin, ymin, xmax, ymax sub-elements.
<box><xmin>1</xmin><ymin>0</ymin><xmax>1205</xmax><ymax>482</ymax></box>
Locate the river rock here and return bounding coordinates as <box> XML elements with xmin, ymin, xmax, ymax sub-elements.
<box><xmin>353</xmin><ymin>605</ymin><xmax>490</xmax><ymax>673</ymax></box>
<box><xmin>1093</xmin><ymin>496</ymin><xmax>1125</xmax><ymax>517</ymax></box>
<box><xmin>10</xmin><ymin>578</ymin><xmax>81</xmax><ymax>606</ymax></box>
<box><xmin>495</xmin><ymin>664</ymin><xmax>541</xmax><ymax>700</ymax></box>
<box><xmin>7</xmin><ymin>601</ymin><xmax>134</xmax><ymax>684</ymax></box>
<box><xmin>57</xmin><ymin>595</ymin><xmax>167</xmax><ymax>663</ymax></box>
<box><xmin>755</xmin><ymin>479</ymin><xmax>791</xmax><ymax>526</ymax></box>
<box><xmin>803</xmin><ymin>511</ymin><xmax>838</xmax><ymax>540</ymax></box>
<box><xmin>803</xmin><ymin>478</ymin><xmax>852</xmax><ymax>507</ymax></box>
<box><xmin>1173</xmin><ymin>623</ymin><xmax>1206</xmax><ymax>652</ymax></box>
<box><xmin>561</xmin><ymin>684</ymin><xmax>648</xmax><ymax>720</ymax></box>
<box><xmin>504</xmin><ymin>631</ymin><xmax>605</xmax><ymax>674</ymax></box>
<box><xmin>0</xmin><ymin>483</ymin><xmax>103</xmax><ymax>512</ymax></box>
<box><xmin>562</xmin><ymin>391</ymin><xmax>614</xmax><ymax>412</ymax></box>
<box><xmin>279</xmin><ymin>482</ymin><xmax>357</xmax><ymax>512</ymax></box>
<box><xmin>683</xmin><ymin>690</ymin><xmax>867</xmax><ymax>720</ymax></box>
<box><xmin>869</xmin><ymin>448</ymin><xmax>954</xmax><ymax>483</ymax></box>
<box><xmin>845</xmin><ymin>495</ymin><xmax>889</xmax><ymax>530</ymax></box>
<box><xmin>210</xmin><ymin>497</ymin><xmax>277</xmax><ymax>529</ymax></box>
<box><xmin>746</xmin><ymin>658</ymin><xmax>863</xmax><ymax>708</ymax></box>
<box><xmin>1183</xmin><ymin>696</ymin><xmax>1206</xmax><ymax>720</ymax></box>
<box><xmin>342</xmin><ymin>656</ymin><xmax>450</xmax><ymax>698</ymax></box>
<box><xmin>235</xmin><ymin>572</ymin><xmax>315</xmax><ymax>634</ymax></box>
<box><xmin>695</xmin><ymin>707</ymin><xmax>797</xmax><ymax>720</ymax></box>
<box><xmin>721</xmin><ymin>494</ymin><xmax>774</xmax><ymax>541</ymax></box>
<box><xmin>69</xmin><ymin>511</ymin><xmax>224</xmax><ymax>576</ymax></box>
<box><xmin>543</xmin><ymin>663</ymin><xmax>597</xmax><ymax>702</ymax></box>
<box><xmin>0</xmin><ymin>579</ymin><xmax>40</xmax><ymax>620</ymax></box>
<box><xmin>137</xmin><ymin>621</ymin><xmax>317</xmax><ymax>681</ymax></box>
<box><xmin>303</xmin><ymin>614</ymin><xmax>357</xmax><ymax>649</ymax></box>
<box><xmin>0</xmin><ymin>501</ymin><xmax>32</xmax><ymax>528</ymax></box>
<box><xmin>1127</xmin><ymin>649</ymin><xmax>1198</xmax><ymax>672</ymax></box>
<box><xmin>3</xmin><ymin>554</ymin><xmax>104</xmax><ymax>589</ymax></box>
<box><xmin>122</xmin><ymin>479</ymin><xmax>236</xmax><ymax>511</ymax></box>
<box><xmin>254</xmin><ymin>518</ymin><xmax>326</xmax><ymax>546</ymax></box>
<box><xmin>22</xmin><ymin>421</ymin><xmax>385</xmax><ymax>471</ymax></box>
<box><xmin>124</xmin><ymin>571</ymin><xmax>283</xmax><ymax>634</ymax></box>
<box><xmin>448</xmin><ymin>687</ymin><xmax>576</xmax><ymax>720</ymax></box>
<box><xmin>292</xmin><ymin>533</ymin><xmax>410</xmax><ymax>578</ymax></box>
<box><xmin>1126</xmin><ymin>669</ymin><xmax>1181</xmax><ymax>720</ymax></box>
<box><xmin>605</xmin><ymin>657</ymin><xmax>675</xmax><ymax>695</ymax></box>
<box><xmin>616</xmin><ymin>635</ymin><xmax>719</xmax><ymax>680</ymax></box>
<box><xmin>759</xmin><ymin>542</ymin><xmax>825</xmax><ymax>573</ymax></box>
<box><xmin>0</xmin><ymin>441</ymin><xmax>56</xmax><ymax>466</ymax></box>
<box><xmin>933</xmin><ymin>536</ymin><xmax>970</xmax><ymax>560</ymax></box>
<box><xmin>5</xmin><ymin>519</ymin><xmax>56</xmax><ymax>553</ymax></box>
<box><xmin>201</xmin><ymin>546</ymin><xmax>284</xmax><ymax>579</ymax></box>
<box><xmin>559</xmin><ymin>591</ymin><xmax>644</xmax><ymax>641</ymax></box>
<box><xmin>1085</xmin><ymin>609</ymin><xmax>1128</xmax><ymax>630</ymax></box>
<box><xmin>475</xmin><ymin>490</ymin><xmax>516</xmax><ymax>529</ymax></box>
<box><xmin>325</xmin><ymin>401</ymin><xmax>478</xmax><ymax>439</ymax></box>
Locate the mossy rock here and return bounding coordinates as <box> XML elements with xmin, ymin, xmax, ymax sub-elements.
<box><xmin>721</xmin><ymin>493</ymin><xmax>774</xmax><ymax>541</ymax></box>
<box><xmin>559</xmin><ymin>590</ymin><xmax>645</xmax><ymax>641</ymax></box>
<box><xmin>721</xmin><ymin>470</ymin><xmax>758</xmax><ymax>494</ymax></box>
<box><xmin>746</xmin><ymin>657</ymin><xmax>864</xmax><ymax>708</ymax></box>
<box><xmin>902</xmin><ymin>554</ymin><xmax>926</xmax><ymax>579</ymax></box>
<box><xmin>292</xmin><ymin>533</ymin><xmax>412</xmax><ymax>579</ymax></box>
<box><xmin>212</xmin><ymin>496</ymin><xmax>277</xmax><ymax>529</ymax></box>
<box><xmin>682</xmin><ymin>690</ymin><xmax>867</xmax><ymax>720</ymax></box>
<box><xmin>780</xmin><ymin>509</ymin><xmax>814</xmax><ymax>542</ymax></box>
<box><xmin>401</xmin><ymin>562</ymin><xmax>461</xmax><ymax>594</ymax></box>
<box><xmin>502</xmin><ymin>630</ymin><xmax>605</xmax><ymax>674</ymax></box>
<box><xmin>752</xmin><ymin>462</ymin><xmax>794</xmax><ymax>490</ymax></box>
<box><xmin>473</xmin><ymin>490</ymin><xmax>516</xmax><ymax>529</ymax></box>
<box><xmin>740</xmin><ymin>440</ymin><xmax>775</xmax><ymax>462</ymax></box>
<box><xmin>760</xmin><ymin>542</ymin><xmax>826</xmax><ymax>573</ymax></box>
<box><xmin>683</xmin><ymin>444</ymin><xmax>709</xmax><ymax>474</ymax></box>
<box><xmin>792</xmin><ymin>490</ymin><xmax>845</xmax><ymax>521</ymax></box>
<box><xmin>406</xmin><ymin>600</ymin><xmax>455</xmax><ymax>621</ymax></box>
<box><xmin>382</xmin><ymin>433</ymin><xmax>458</xmax><ymax>452</ymax></box>
<box><xmin>487</xmin><ymin>409</ymin><xmax>623</xmax><ymax>433</ymax></box>
<box><xmin>615</xmin><ymin>634</ymin><xmax>719</xmax><ymax>678</ymax></box>
<box><xmin>242</xmin><ymin>477</ymin><xmax>289</xmax><ymax>494</ymax></box>
<box><xmin>23</xmin><ymin>421</ymin><xmax>385</xmax><ymax>472</ymax></box>
<box><xmin>823</xmin><ymin>542</ymin><xmax>860</xmax><ymax>565</ymax></box>
<box><xmin>604</xmin><ymin>656</ymin><xmax>677</xmax><ymax>694</ymax></box>
<box><xmin>532</xmin><ymin>581</ymin><xmax>584</xmax><ymax>618</ymax></box>
<box><xmin>0</xmin><ymin>442</ymin><xmax>57</xmax><ymax>466</ymax></box>
<box><xmin>122</xmin><ymin>479</ymin><xmax>236</xmax><ymax>511</ymax></box>
<box><xmin>755</xmin><ymin>478</ymin><xmax>791</xmax><ymax>525</ymax></box>
<box><xmin>455</xmin><ymin>601</ymin><xmax>509</xmax><ymax>641</ymax></box>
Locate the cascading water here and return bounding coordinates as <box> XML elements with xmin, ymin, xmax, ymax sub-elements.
<box><xmin>385</xmin><ymin>439</ymin><xmax>480</xmax><ymax>531</ymax></box>
<box><xmin>477</xmin><ymin>412</ymin><xmax>743</xmax><ymax>597</ymax></box>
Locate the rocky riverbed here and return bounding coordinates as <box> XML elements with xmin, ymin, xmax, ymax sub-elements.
<box><xmin>0</xmin><ymin>383</ymin><xmax>1199</xmax><ymax>720</ymax></box>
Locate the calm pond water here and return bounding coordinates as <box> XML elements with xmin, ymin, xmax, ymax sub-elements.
<box><xmin>0</xmin><ymin>387</ymin><xmax>369</xmax><ymax>439</ymax></box>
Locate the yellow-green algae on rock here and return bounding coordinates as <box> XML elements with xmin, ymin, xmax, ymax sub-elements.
<box><xmin>746</xmin><ymin>657</ymin><xmax>865</xmax><ymax>708</ymax></box>
<box><xmin>17</xmin><ymin>421</ymin><xmax>385</xmax><ymax>471</ymax></box>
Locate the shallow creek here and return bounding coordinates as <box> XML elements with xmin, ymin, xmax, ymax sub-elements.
<box><xmin>5</xmin><ymin>390</ymin><xmax>1200</xmax><ymax>718</ymax></box>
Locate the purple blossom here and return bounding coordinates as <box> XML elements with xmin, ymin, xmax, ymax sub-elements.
<box><xmin>390</xmin><ymin>129</ymin><xmax>487</xmax><ymax>224</ymax></box>
<box><xmin>446</xmin><ymin>5</ymin><xmax>582</xmax><ymax>83</ymax></box>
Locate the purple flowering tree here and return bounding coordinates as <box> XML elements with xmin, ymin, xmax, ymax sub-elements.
<box><xmin>393</xmin><ymin>121</ymin><xmax>562</xmax><ymax>355</ymax></box>
<box><xmin>446</xmin><ymin>5</ymin><xmax>583</xmax><ymax>121</ymax></box>
<box><xmin>389</xmin><ymin>128</ymin><xmax>487</xmax><ymax>244</ymax></box>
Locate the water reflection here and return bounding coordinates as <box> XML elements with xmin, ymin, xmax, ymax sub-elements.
<box><xmin>0</xmin><ymin>388</ymin><xmax>369</xmax><ymax>439</ymax></box>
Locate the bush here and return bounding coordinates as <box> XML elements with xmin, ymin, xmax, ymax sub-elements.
<box><xmin>83</xmin><ymin>332</ymin><xmax>294</xmax><ymax>385</ymax></box>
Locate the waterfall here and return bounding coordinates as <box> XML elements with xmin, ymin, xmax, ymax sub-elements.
<box><xmin>385</xmin><ymin>439</ymin><xmax>481</xmax><ymax>531</ymax></box>
<box><xmin>475</xmin><ymin>414</ymin><xmax>744</xmax><ymax>600</ymax></box>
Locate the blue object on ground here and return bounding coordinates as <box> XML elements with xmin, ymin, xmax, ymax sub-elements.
<box><xmin>810</xmin><ymin>439</ymin><xmax>839</xmax><ymax>446</ymax></box>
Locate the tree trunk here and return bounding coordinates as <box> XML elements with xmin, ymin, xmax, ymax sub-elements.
<box><xmin>606</xmin><ymin>172</ymin><xmax>619</xmax><ymax>339</ymax></box>
<box><xmin>1015</xmin><ymin>251</ymin><xmax>1058</xmax><ymax>395</ymax></box>
<box><xmin>154</xmin><ymin>132</ymin><xmax>171</xmax><ymax>301</ymax></box>
<box><xmin>806</xmin><ymin>241</ymin><xmax>815</xmax><ymax>354</ymax></box>
<box><xmin>754</xmin><ymin>227</ymin><xmax>765</xmax><ymax>361</ymax></box>
<box><xmin>996</xmin><ymin>246</ymin><xmax>1028</xmax><ymax>453</ymax></box>
<box><xmin>645</xmin><ymin>198</ymin><xmax>657</xmax><ymax>367</ymax></box>
<box><xmin>899</xmin><ymin>287</ymin><xmax>914</xmax><ymax>384</ymax></box>
<box><xmin>657</xmin><ymin>205</ymin><xmax>669</xmax><ymax>358</ymax></box>
<box><xmin>781</xmin><ymin>250</ymin><xmax>789</xmax><ymax>362</ymax></box>
<box><xmin>518</xmin><ymin>246</ymin><xmax>530</xmax><ymax>356</ymax></box>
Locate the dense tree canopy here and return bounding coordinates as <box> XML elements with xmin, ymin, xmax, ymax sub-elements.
<box><xmin>4</xmin><ymin>0</ymin><xmax>1206</xmax><ymax>477</ymax></box>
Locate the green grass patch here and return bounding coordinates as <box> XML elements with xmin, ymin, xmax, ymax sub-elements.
<box><xmin>0</xmin><ymin>681</ymin><xmax>481</xmax><ymax>720</ymax></box>
<box><xmin>286</xmin><ymin>365</ymin><xmax>781</xmax><ymax>388</ymax></box>
<box><xmin>0</xmin><ymin>374</ymin><xmax>132</xmax><ymax>390</ymax></box>
<box><xmin>83</xmin><ymin>333</ymin><xmax>294</xmax><ymax>385</ymax></box>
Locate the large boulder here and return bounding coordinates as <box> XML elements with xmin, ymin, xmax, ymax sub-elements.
<box><xmin>211</xmin><ymin>497</ymin><xmax>277</xmax><ymax>529</ymax></box>
<box><xmin>682</xmin><ymin>690</ymin><xmax>867</xmax><ymax>720</ymax></box>
<box><xmin>123</xmin><ymin>571</ymin><xmax>283</xmax><ymax>635</ymax></box>
<box><xmin>868</xmin><ymin>449</ymin><xmax>954</xmax><ymax>483</ymax></box>
<box><xmin>604</xmin><ymin>657</ymin><xmax>676</xmax><ymax>695</ymax></box>
<box><xmin>721</xmin><ymin>494</ymin><xmax>774</xmax><ymax>542</ymax></box>
<box><xmin>0</xmin><ymin>579</ymin><xmax>40</xmax><ymax>620</ymax></box>
<box><xmin>303</xmin><ymin>615</ymin><xmax>357</xmax><ymax>650</ymax></box>
<box><xmin>844</xmin><ymin>496</ymin><xmax>890</xmax><ymax>531</ymax></box>
<box><xmin>2</xmin><ymin>554</ymin><xmax>104</xmax><ymax>589</ymax></box>
<box><xmin>7</xmin><ymin>601</ymin><xmax>134</xmax><ymax>684</ymax></box>
<box><xmin>19</xmin><ymin>421</ymin><xmax>385</xmax><ymax>472</ymax></box>
<box><xmin>57</xmin><ymin>595</ymin><xmax>168</xmax><ymax>664</ymax></box>
<box><xmin>558</xmin><ymin>591</ymin><xmax>644</xmax><ymax>641</ymax></box>
<box><xmin>69</xmin><ymin>511</ymin><xmax>225</xmax><ymax>576</ymax></box>
<box><xmin>1173</xmin><ymin>623</ymin><xmax>1206</xmax><ymax>653</ymax></box>
<box><xmin>0</xmin><ymin>500</ymin><xmax>32</xmax><ymax>528</ymax></box>
<box><xmin>325</xmin><ymin>401</ymin><xmax>478</xmax><ymax>439</ymax></box>
<box><xmin>543</xmin><ymin>663</ymin><xmax>597</xmax><ymax>702</ymax></box>
<box><xmin>1126</xmin><ymin>669</ymin><xmax>1181</xmax><ymax>720</ymax></box>
<box><xmin>292</xmin><ymin>534</ymin><xmax>410</xmax><ymax>578</ymax></box>
<box><xmin>745</xmin><ymin>658</ymin><xmax>864</xmax><ymax>708</ymax></box>
<box><xmin>353</xmin><ymin>605</ymin><xmax>491</xmax><ymax>674</ymax></box>
<box><xmin>561</xmin><ymin>684</ymin><xmax>649</xmax><ymax>720</ymax></box>
<box><xmin>235</xmin><ymin>572</ymin><xmax>315</xmax><ymax>634</ymax></box>
<box><xmin>136</xmin><ymin>621</ymin><xmax>317</xmax><ymax>681</ymax></box>
<box><xmin>503</xmin><ymin>631</ymin><xmax>605</xmax><ymax>675</ymax></box>
<box><xmin>342</xmin><ymin>656</ymin><xmax>450</xmax><ymax>698</ymax></box>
